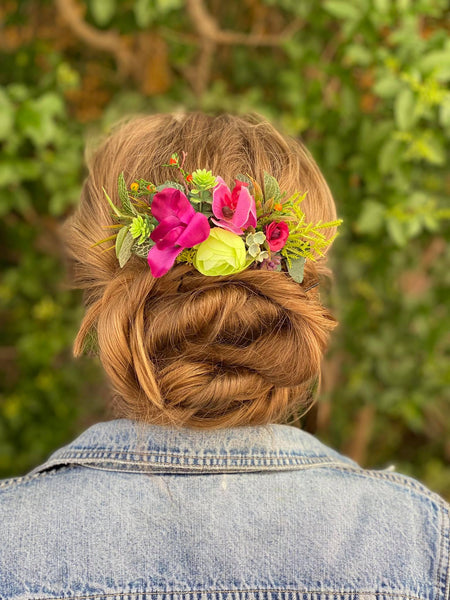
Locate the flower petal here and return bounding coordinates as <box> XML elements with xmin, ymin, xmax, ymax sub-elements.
<box><xmin>211</xmin><ymin>218</ymin><xmax>245</xmax><ymax>236</ymax></box>
<box><xmin>212</xmin><ymin>176</ymin><xmax>232</xmax><ymax>220</ymax></box>
<box><xmin>176</xmin><ymin>212</ymin><xmax>210</xmax><ymax>248</ymax></box>
<box><xmin>151</xmin><ymin>188</ymin><xmax>194</xmax><ymax>223</ymax></box>
<box><xmin>147</xmin><ymin>244</ymin><xmax>183</xmax><ymax>278</ymax></box>
<box><xmin>150</xmin><ymin>215</ymin><xmax>181</xmax><ymax>244</ymax></box>
<box><xmin>155</xmin><ymin>226</ymin><xmax>185</xmax><ymax>249</ymax></box>
<box><xmin>231</xmin><ymin>184</ymin><xmax>256</xmax><ymax>229</ymax></box>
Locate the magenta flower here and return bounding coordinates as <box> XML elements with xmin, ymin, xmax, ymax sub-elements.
<box><xmin>147</xmin><ymin>188</ymin><xmax>210</xmax><ymax>277</ymax></box>
<box><xmin>211</xmin><ymin>176</ymin><xmax>257</xmax><ymax>235</ymax></box>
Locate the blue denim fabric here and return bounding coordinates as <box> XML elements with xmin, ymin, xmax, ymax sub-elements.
<box><xmin>0</xmin><ymin>418</ymin><xmax>449</xmax><ymax>600</ymax></box>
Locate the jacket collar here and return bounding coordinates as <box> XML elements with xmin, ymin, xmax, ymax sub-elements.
<box><xmin>31</xmin><ymin>418</ymin><xmax>357</xmax><ymax>475</ymax></box>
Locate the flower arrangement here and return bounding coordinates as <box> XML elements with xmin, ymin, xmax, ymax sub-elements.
<box><xmin>96</xmin><ymin>152</ymin><xmax>342</xmax><ymax>283</ymax></box>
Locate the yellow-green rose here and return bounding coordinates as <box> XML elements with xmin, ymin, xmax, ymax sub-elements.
<box><xmin>193</xmin><ymin>228</ymin><xmax>249</xmax><ymax>276</ymax></box>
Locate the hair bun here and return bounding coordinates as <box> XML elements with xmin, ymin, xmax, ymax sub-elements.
<box><xmin>74</xmin><ymin>264</ymin><xmax>336</xmax><ymax>428</ymax></box>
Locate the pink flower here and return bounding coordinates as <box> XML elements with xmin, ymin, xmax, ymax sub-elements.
<box><xmin>148</xmin><ymin>188</ymin><xmax>210</xmax><ymax>277</ymax></box>
<box><xmin>265</xmin><ymin>221</ymin><xmax>289</xmax><ymax>252</ymax></box>
<box><xmin>211</xmin><ymin>176</ymin><xmax>257</xmax><ymax>235</ymax></box>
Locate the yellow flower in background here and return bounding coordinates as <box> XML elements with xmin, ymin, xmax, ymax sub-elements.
<box><xmin>130</xmin><ymin>182</ymin><xmax>139</xmax><ymax>191</ymax></box>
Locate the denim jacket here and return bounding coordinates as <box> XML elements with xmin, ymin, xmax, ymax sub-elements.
<box><xmin>0</xmin><ymin>418</ymin><xmax>449</xmax><ymax>600</ymax></box>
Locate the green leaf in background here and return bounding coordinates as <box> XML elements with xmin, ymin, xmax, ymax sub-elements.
<box><xmin>344</xmin><ymin>44</ymin><xmax>373</xmax><ymax>67</ymax></box>
<box><xmin>373</xmin><ymin>76</ymin><xmax>402</xmax><ymax>99</ymax></box>
<box><xmin>378</xmin><ymin>138</ymin><xmax>401</xmax><ymax>174</ymax></box>
<box><xmin>324</xmin><ymin>0</ymin><xmax>361</xmax><ymax>20</ymax></box>
<box><xmin>386</xmin><ymin>218</ymin><xmax>407</xmax><ymax>246</ymax></box>
<box><xmin>134</xmin><ymin>0</ymin><xmax>183</xmax><ymax>27</ymax></box>
<box><xmin>134</xmin><ymin>0</ymin><xmax>155</xmax><ymax>27</ymax></box>
<box><xmin>395</xmin><ymin>88</ymin><xmax>416</xmax><ymax>130</ymax></box>
<box><xmin>15</xmin><ymin>93</ymin><xmax>65</xmax><ymax>147</ymax></box>
<box><xmin>356</xmin><ymin>200</ymin><xmax>385</xmax><ymax>235</ymax></box>
<box><xmin>439</xmin><ymin>98</ymin><xmax>450</xmax><ymax>128</ymax></box>
<box><xmin>0</xmin><ymin>89</ymin><xmax>15</xmax><ymax>141</ymax></box>
<box><xmin>90</xmin><ymin>0</ymin><xmax>116</xmax><ymax>26</ymax></box>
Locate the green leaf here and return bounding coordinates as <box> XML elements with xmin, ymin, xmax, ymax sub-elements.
<box><xmin>253</xmin><ymin>231</ymin><xmax>266</xmax><ymax>244</ymax></box>
<box><xmin>344</xmin><ymin>44</ymin><xmax>372</xmax><ymax>66</ymax></box>
<box><xmin>373</xmin><ymin>0</ymin><xmax>390</xmax><ymax>13</ymax></box>
<box><xmin>356</xmin><ymin>200</ymin><xmax>385</xmax><ymax>234</ymax></box>
<box><xmin>115</xmin><ymin>225</ymin><xmax>129</xmax><ymax>257</ymax></box>
<box><xmin>0</xmin><ymin>158</ymin><xmax>41</xmax><ymax>186</ymax></box>
<box><xmin>156</xmin><ymin>181</ymin><xmax>185</xmax><ymax>192</ymax></box>
<box><xmin>373</xmin><ymin>76</ymin><xmax>402</xmax><ymax>99</ymax></box>
<box><xmin>395</xmin><ymin>88</ymin><xmax>416</xmax><ymax>130</ymax></box>
<box><xmin>132</xmin><ymin>238</ymin><xmax>154</xmax><ymax>259</ymax></box>
<box><xmin>421</xmin><ymin>136</ymin><xmax>445</xmax><ymax>165</ymax></box>
<box><xmin>134</xmin><ymin>0</ymin><xmax>155</xmax><ymax>27</ymax></box>
<box><xmin>386</xmin><ymin>218</ymin><xmax>407</xmax><ymax>246</ymax></box>
<box><xmin>0</xmin><ymin>89</ymin><xmax>14</xmax><ymax>141</ymax></box>
<box><xmin>324</xmin><ymin>0</ymin><xmax>361</xmax><ymax>20</ymax></box>
<box><xmin>287</xmin><ymin>257</ymin><xmax>306</xmax><ymax>283</ymax></box>
<box><xmin>418</xmin><ymin>50</ymin><xmax>450</xmax><ymax>76</ymax></box>
<box><xmin>103</xmin><ymin>187</ymin><xmax>124</xmax><ymax>218</ymax></box>
<box><xmin>118</xmin><ymin>172</ymin><xmax>137</xmax><ymax>216</ymax></box>
<box><xmin>439</xmin><ymin>99</ymin><xmax>450</xmax><ymax>128</ymax></box>
<box><xmin>378</xmin><ymin>139</ymin><xmax>401</xmax><ymax>174</ymax></box>
<box><xmin>235</xmin><ymin>173</ymin><xmax>253</xmax><ymax>188</ymax></box>
<box><xmin>90</xmin><ymin>0</ymin><xmax>116</xmax><ymax>26</ymax></box>
<box><xmin>16</xmin><ymin>93</ymin><xmax>65</xmax><ymax>147</ymax></box>
<box><xmin>116</xmin><ymin>227</ymin><xmax>134</xmax><ymax>267</ymax></box>
<box><xmin>263</xmin><ymin>172</ymin><xmax>281</xmax><ymax>202</ymax></box>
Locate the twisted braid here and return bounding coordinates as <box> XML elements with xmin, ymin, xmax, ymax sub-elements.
<box><xmin>74</xmin><ymin>262</ymin><xmax>336</xmax><ymax>428</ymax></box>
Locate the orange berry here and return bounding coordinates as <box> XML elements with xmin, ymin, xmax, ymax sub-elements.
<box><xmin>274</xmin><ymin>203</ymin><xmax>283</xmax><ymax>211</ymax></box>
<box><xmin>186</xmin><ymin>174</ymin><xmax>193</xmax><ymax>183</ymax></box>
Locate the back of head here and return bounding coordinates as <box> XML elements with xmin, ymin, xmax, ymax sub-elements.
<box><xmin>63</xmin><ymin>111</ymin><xmax>338</xmax><ymax>429</ymax></box>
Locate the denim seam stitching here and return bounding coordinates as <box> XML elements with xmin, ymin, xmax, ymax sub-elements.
<box><xmin>329</xmin><ymin>465</ymin><xmax>450</xmax><ymax>509</ymax></box>
<box><xmin>29</xmin><ymin>589</ymin><xmax>434</xmax><ymax>600</ymax></box>
<box><xmin>437</xmin><ymin>503</ymin><xmax>450</xmax><ymax>600</ymax></box>
<box><xmin>0</xmin><ymin>468</ymin><xmax>58</xmax><ymax>490</ymax></box>
<box><xmin>31</xmin><ymin>456</ymin><xmax>343</xmax><ymax>474</ymax></box>
<box><xmin>53</xmin><ymin>461</ymin><xmax>343</xmax><ymax>475</ymax></box>
<box><xmin>50</xmin><ymin>449</ymin><xmax>334</xmax><ymax>460</ymax></box>
<box><xmin>35</xmin><ymin>453</ymin><xmax>342</xmax><ymax>469</ymax></box>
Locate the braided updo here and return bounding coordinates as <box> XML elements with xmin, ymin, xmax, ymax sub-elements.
<box><xmin>63</xmin><ymin>111</ymin><xmax>339</xmax><ymax>429</ymax></box>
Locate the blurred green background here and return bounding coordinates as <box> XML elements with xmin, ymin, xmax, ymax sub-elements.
<box><xmin>0</xmin><ymin>0</ymin><xmax>449</xmax><ymax>497</ymax></box>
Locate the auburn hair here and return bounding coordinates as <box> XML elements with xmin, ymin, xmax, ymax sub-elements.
<box><xmin>62</xmin><ymin>111</ymin><xmax>339</xmax><ymax>429</ymax></box>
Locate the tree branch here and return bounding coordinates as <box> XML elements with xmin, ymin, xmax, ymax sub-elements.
<box><xmin>186</xmin><ymin>0</ymin><xmax>304</xmax><ymax>47</ymax></box>
<box><xmin>55</xmin><ymin>0</ymin><xmax>134</xmax><ymax>76</ymax></box>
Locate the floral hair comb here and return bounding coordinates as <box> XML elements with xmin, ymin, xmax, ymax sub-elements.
<box><xmin>96</xmin><ymin>152</ymin><xmax>342</xmax><ymax>283</ymax></box>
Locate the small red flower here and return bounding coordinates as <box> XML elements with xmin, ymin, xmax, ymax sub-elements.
<box><xmin>186</xmin><ymin>174</ymin><xmax>193</xmax><ymax>183</ymax></box>
<box><xmin>169</xmin><ymin>157</ymin><xmax>178</xmax><ymax>165</ymax></box>
<box><xmin>265</xmin><ymin>221</ymin><xmax>289</xmax><ymax>252</ymax></box>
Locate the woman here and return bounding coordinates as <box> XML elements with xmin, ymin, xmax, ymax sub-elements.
<box><xmin>1</xmin><ymin>112</ymin><xmax>448</xmax><ymax>599</ymax></box>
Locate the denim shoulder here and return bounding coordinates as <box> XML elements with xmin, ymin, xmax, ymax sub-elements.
<box><xmin>0</xmin><ymin>454</ymin><xmax>449</xmax><ymax>600</ymax></box>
